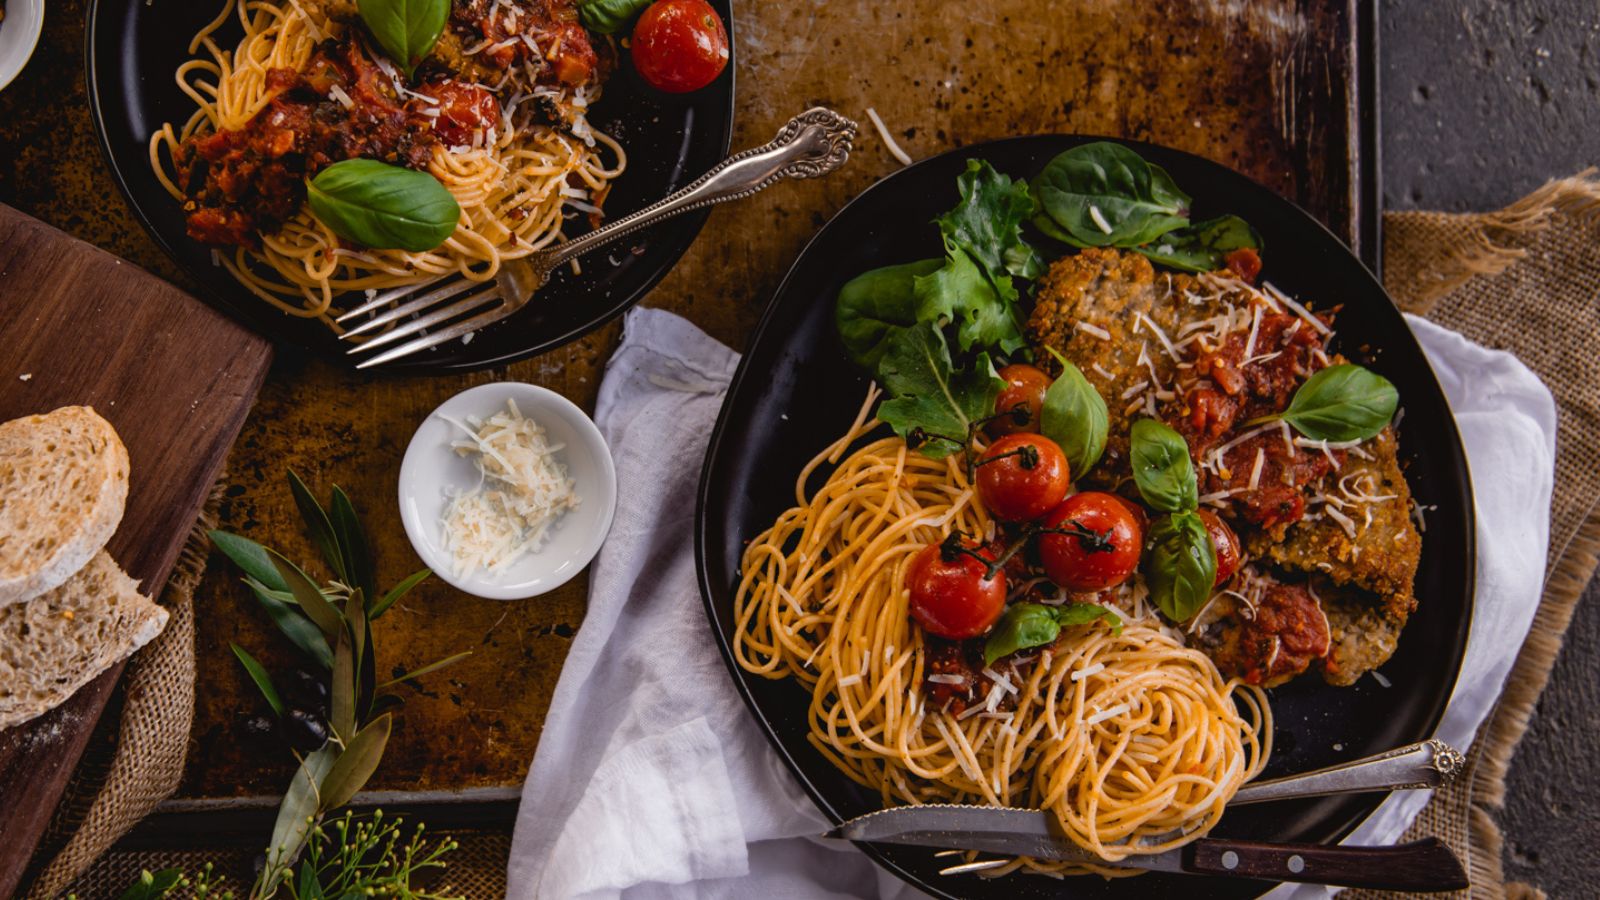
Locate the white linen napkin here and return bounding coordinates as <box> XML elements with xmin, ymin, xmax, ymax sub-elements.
<box><xmin>506</xmin><ymin>307</ymin><xmax>1556</xmax><ymax>900</ymax></box>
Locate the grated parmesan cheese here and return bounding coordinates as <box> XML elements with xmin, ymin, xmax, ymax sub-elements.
<box><xmin>439</xmin><ymin>399</ymin><xmax>581</xmax><ymax>578</ymax></box>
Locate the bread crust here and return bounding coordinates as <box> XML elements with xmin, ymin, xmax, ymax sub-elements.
<box><xmin>0</xmin><ymin>406</ymin><xmax>129</xmax><ymax>606</ymax></box>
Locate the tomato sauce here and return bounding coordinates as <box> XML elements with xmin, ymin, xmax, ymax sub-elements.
<box><xmin>1216</xmin><ymin>583</ymin><xmax>1332</xmax><ymax>685</ymax></box>
<box><xmin>178</xmin><ymin>38</ymin><xmax>500</xmax><ymax>248</ymax></box>
<box><xmin>450</xmin><ymin>0</ymin><xmax>598</xmax><ymax>84</ymax></box>
<box><xmin>1169</xmin><ymin>307</ymin><xmax>1342</xmax><ymax>530</ymax></box>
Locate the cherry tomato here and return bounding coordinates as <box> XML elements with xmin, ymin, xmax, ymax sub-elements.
<box><xmin>1038</xmin><ymin>492</ymin><xmax>1143</xmax><ymax>592</ymax></box>
<box><xmin>989</xmin><ymin>363</ymin><xmax>1052</xmax><ymax>436</ymax></box>
<box><xmin>906</xmin><ymin>541</ymin><xmax>1007</xmax><ymax>639</ymax></box>
<box><xmin>1197</xmin><ymin>509</ymin><xmax>1241</xmax><ymax>587</ymax></box>
<box><xmin>975</xmin><ymin>434</ymin><xmax>1071</xmax><ymax>522</ymax></box>
<box><xmin>630</xmin><ymin>0</ymin><xmax>730</xmax><ymax>94</ymax></box>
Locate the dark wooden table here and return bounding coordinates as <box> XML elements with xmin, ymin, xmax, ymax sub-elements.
<box><xmin>0</xmin><ymin>0</ymin><xmax>1376</xmax><ymax>883</ymax></box>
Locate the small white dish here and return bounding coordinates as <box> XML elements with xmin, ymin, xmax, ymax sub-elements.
<box><xmin>0</xmin><ymin>0</ymin><xmax>44</xmax><ymax>94</ymax></box>
<box><xmin>399</xmin><ymin>382</ymin><xmax>616</xmax><ymax>600</ymax></box>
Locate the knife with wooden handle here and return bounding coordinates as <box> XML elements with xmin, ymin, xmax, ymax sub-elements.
<box><xmin>830</xmin><ymin>805</ymin><xmax>1468</xmax><ymax>891</ymax></box>
<box><xmin>825</xmin><ymin>740</ymin><xmax>1471</xmax><ymax>890</ymax></box>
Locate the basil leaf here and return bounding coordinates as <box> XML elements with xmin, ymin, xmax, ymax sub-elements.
<box><xmin>1129</xmin><ymin>418</ymin><xmax>1198</xmax><ymax>512</ymax></box>
<box><xmin>358</xmin><ymin>0</ymin><xmax>448</xmax><ymax>78</ymax></box>
<box><xmin>306</xmin><ymin>159</ymin><xmax>460</xmax><ymax>252</ymax></box>
<box><xmin>936</xmin><ymin>159</ymin><xmax>1042</xmax><ymax>281</ymax></box>
<box><xmin>1039</xmin><ymin>349</ymin><xmax>1109</xmax><ymax>477</ymax></box>
<box><xmin>1032</xmin><ymin>142</ymin><xmax>1190</xmax><ymax>248</ymax></box>
<box><xmin>1144</xmin><ymin>512</ymin><xmax>1217</xmax><ymax>622</ymax></box>
<box><xmin>913</xmin><ymin>243</ymin><xmax>1026</xmax><ymax>356</ymax></box>
<box><xmin>1136</xmin><ymin>215</ymin><xmax>1263</xmax><ymax>273</ymax></box>
<box><xmin>835</xmin><ymin>259</ymin><xmax>944</xmax><ymax>370</ymax></box>
<box><xmin>576</xmin><ymin>0</ymin><xmax>652</xmax><ymax>33</ymax></box>
<box><xmin>983</xmin><ymin>602</ymin><xmax>1122</xmax><ymax>666</ymax></box>
<box><xmin>1280</xmin><ymin>364</ymin><xmax>1400</xmax><ymax>442</ymax></box>
<box><xmin>876</xmin><ymin>322</ymin><xmax>1004</xmax><ymax>458</ymax></box>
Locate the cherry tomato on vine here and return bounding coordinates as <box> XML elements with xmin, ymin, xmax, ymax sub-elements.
<box><xmin>1197</xmin><ymin>509</ymin><xmax>1241</xmax><ymax>587</ymax></box>
<box><xmin>988</xmin><ymin>363</ymin><xmax>1052</xmax><ymax>436</ymax></box>
<box><xmin>906</xmin><ymin>541</ymin><xmax>1007</xmax><ymax>639</ymax></box>
<box><xmin>975</xmin><ymin>433</ymin><xmax>1071</xmax><ymax>522</ymax></box>
<box><xmin>1037</xmin><ymin>492</ymin><xmax>1143</xmax><ymax>592</ymax></box>
<box><xmin>630</xmin><ymin>0</ymin><xmax>730</xmax><ymax>94</ymax></box>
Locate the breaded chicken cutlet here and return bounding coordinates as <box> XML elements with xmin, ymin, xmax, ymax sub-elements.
<box><xmin>1026</xmin><ymin>248</ymin><xmax>1420</xmax><ymax>687</ymax></box>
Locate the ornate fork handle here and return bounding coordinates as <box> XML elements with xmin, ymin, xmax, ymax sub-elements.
<box><xmin>542</xmin><ymin>107</ymin><xmax>858</xmax><ymax>271</ymax></box>
<box><xmin>1233</xmin><ymin>739</ymin><xmax>1466</xmax><ymax>805</ymax></box>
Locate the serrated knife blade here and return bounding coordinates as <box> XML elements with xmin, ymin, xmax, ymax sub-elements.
<box><xmin>829</xmin><ymin>805</ymin><xmax>1469</xmax><ymax>891</ymax></box>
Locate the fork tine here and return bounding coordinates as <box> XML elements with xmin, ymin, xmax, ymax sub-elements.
<box><xmin>346</xmin><ymin>289</ymin><xmax>502</xmax><ymax>355</ymax></box>
<box><xmin>339</xmin><ymin>278</ymin><xmax>484</xmax><ymax>339</ymax></box>
<box><xmin>354</xmin><ymin>305</ymin><xmax>510</xmax><ymax>369</ymax></box>
<box><xmin>335</xmin><ymin>276</ymin><xmax>450</xmax><ymax>323</ymax></box>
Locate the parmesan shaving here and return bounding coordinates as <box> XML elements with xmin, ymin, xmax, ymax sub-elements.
<box><xmin>1086</xmin><ymin>703</ymin><xmax>1131</xmax><ymax>726</ymax></box>
<box><xmin>1075</xmin><ymin>320</ymin><xmax>1112</xmax><ymax>340</ymax></box>
<box><xmin>864</xmin><ymin>107</ymin><xmax>913</xmax><ymax>166</ymax></box>
<box><xmin>1088</xmin><ymin>204</ymin><xmax>1113</xmax><ymax>234</ymax></box>
<box><xmin>439</xmin><ymin>399</ymin><xmax>581</xmax><ymax>578</ymax></box>
<box><xmin>927</xmin><ymin>673</ymin><xmax>966</xmax><ymax>685</ymax></box>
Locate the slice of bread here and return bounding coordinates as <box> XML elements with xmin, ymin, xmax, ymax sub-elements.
<box><xmin>0</xmin><ymin>406</ymin><xmax>130</xmax><ymax>606</ymax></box>
<box><xmin>0</xmin><ymin>550</ymin><xmax>167</xmax><ymax>730</ymax></box>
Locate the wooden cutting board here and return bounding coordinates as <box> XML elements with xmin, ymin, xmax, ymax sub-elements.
<box><xmin>0</xmin><ymin>204</ymin><xmax>273</xmax><ymax>897</ymax></box>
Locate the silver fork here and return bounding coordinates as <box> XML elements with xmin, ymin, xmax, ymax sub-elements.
<box><xmin>337</xmin><ymin>107</ymin><xmax>859</xmax><ymax>368</ymax></box>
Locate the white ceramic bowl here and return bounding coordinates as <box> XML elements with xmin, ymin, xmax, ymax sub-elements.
<box><xmin>399</xmin><ymin>382</ymin><xmax>616</xmax><ymax>600</ymax></box>
<box><xmin>0</xmin><ymin>0</ymin><xmax>43</xmax><ymax>93</ymax></box>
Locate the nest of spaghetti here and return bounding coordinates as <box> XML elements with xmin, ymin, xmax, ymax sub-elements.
<box><xmin>733</xmin><ymin>394</ymin><xmax>1272</xmax><ymax>877</ymax></box>
<box><xmin>151</xmin><ymin>0</ymin><xmax>624</xmax><ymax>324</ymax></box>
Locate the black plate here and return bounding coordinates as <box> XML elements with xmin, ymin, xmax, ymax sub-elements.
<box><xmin>695</xmin><ymin>136</ymin><xmax>1476</xmax><ymax>899</ymax></box>
<box><xmin>85</xmin><ymin>0</ymin><xmax>734</xmax><ymax>374</ymax></box>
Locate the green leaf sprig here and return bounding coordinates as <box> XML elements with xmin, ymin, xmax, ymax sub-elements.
<box><xmin>874</xmin><ymin>322</ymin><xmax>1004</xmax><ymax>459</ymax></box>
<box><xmin>983</xmin><ymin>601</ymin><xmax>1122</xmax><ymax>666</ymax></box>
<box><xmin>1030</xmin><ymin>143</ymin><xmax>1263</xmax><ymax>273</ymax></box>
<box><xmin>835</xmin><ymin>161</ymin><xmax>1041</xmax><ymax>456</ymax></box>
<box><xmin>1038</xmin><ymin>348</ymin><xmax>1108</xmax><ymax>476</ymax></box>
<box><xmin>210</xmin><ymin>471</ymin><xmax>469</xmax><ymax>898</ymax></box>
<box><xmin>307</xmin><ymin>160</ymin><xmax>460</xmax><ymax>253</ymax></box>
<box><xmin>358</xmin><ymin>0</ymin><xmax>449</xmax><ymax>78</ymax></box>
<box><xmin>1127</xmin><ymin>419</ymin><xmax>1217</xmax><ymax>622</ymax></box>
<box><xmin>1251</xmin><ymin>363</ymin><xmax>1400</xmax><ymax>443</ymax></box>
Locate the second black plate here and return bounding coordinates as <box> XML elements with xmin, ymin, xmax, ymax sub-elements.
<box><xmin>695</xmin><ymin>135</ymin><xmax>1475</xmax><ymax>899</ymax></box>
<box><xmin>86</xmin><ymin>0</ymin><xmax>735</xmax><ymax>373</ymax></box>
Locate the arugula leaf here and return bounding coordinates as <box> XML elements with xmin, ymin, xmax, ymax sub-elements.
<box><xmin>1129</xmin><ymin>418</ymin><xmax>1199</xmax><ymax>512</ymax></box>
<box><xmin>983</xmin><ymin>601</ymin><xmax>1122</xmax><ymax>666</ymax></box>
<box><xmin>936</xmin><ymin>159</ymin><xmax>1042</xmax><ymax>280</ymax></box>
<box><xmin>1144</xmin><ymin>511</ymin><xmax>1217</xmax><ymax>622</ymax></box>
<box><xmin>912</xmin><ymin>243</ymin><xmax>1026</xmax><ymax>356</ymax></box>
<box><xmin>1277</xmin><ymin>364</ymin><xmax>1399</xmax><ymax>443</ymax></box>
<box><xmin>835</xmin><ymin>258</ymin><xmax>943</xmax><ymax>370</ymax></box>
<box><xmin>875</xmin><ymin>323</ymin><xmax>1004</xmax><ymax>457</ymax></box>
<box><xmin>1032</xmin><ymin>142</ymin><xmax>1190</xmax><ymax>248</ymax></box>
<box><xmin>1136</xmin><ymin>215</ymin><xmax>1262</xmax><ymax>273</ymax></box>
<box><xmin>1038</xmin><ymin>349</ymin><xmax>1109</xmax><ymax>476</ymax></box>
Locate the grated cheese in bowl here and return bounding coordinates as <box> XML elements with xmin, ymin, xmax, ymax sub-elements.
<box><xmin>438</xmin><ymin>399</ymin><xmax>580</xmax><ymax>578</ymax></box>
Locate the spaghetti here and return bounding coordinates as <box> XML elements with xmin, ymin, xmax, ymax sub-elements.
<box><xmin>734</xmin><ymin>389</ymin><xmax>1271</xmax><ymax>875</ymax></box>
<box><xmin>150</xmin><ymin>0</ymin><xmax>625</xmax><ymax>326</ymax></box>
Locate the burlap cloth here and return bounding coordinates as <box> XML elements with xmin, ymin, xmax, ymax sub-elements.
<box><xmin>32</xmin><ymin>174</ymin><xmax>1600</xmax><ymax>898</ymax></box>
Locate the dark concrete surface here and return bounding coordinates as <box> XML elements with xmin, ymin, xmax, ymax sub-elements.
<box><xmin>1382</xmin><ymin>0</ymin><xmax>1600</xmax><ymax>895</ymax></box>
